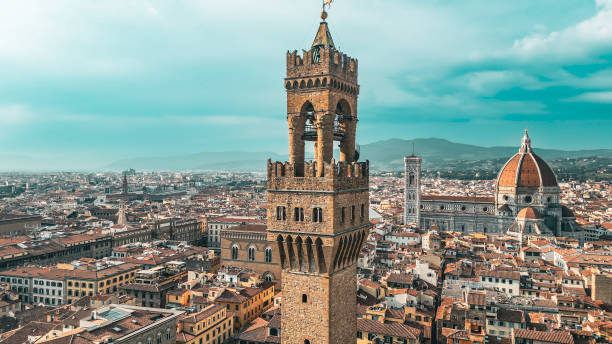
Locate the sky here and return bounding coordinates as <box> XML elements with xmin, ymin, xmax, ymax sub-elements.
<box><xmin>0</xmin><ymin>0</ymin><xmax>611</xmax><ymax>170</ymax></box>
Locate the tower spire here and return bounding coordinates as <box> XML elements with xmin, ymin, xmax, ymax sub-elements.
<box><xmin>312</xmin><ymin>0</ymin><xmax>335</xmax><ymax>48</ymax></box>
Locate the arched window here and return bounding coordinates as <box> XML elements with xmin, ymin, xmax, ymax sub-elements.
<box><xmin>312</xmin><ymin>207</ymin><xmax>323</xmax><ymax>223</ymax></box>
<box><xmin>409</xmin><ymin>172</ymin><xmax>415</xmax><ymax>185</ymax></box>
<box><xmin>231</xmin><ymin>245</ymin><xmax>239</xmax><ymax>260</ymax></box>
<box><xmin>265</xmin><ymin>247</ymin><xmax>273</xmax><ymax>263</ymax></box>
<box><xmin>166</xmin><ymin>329</ymin><xmax>171</xmax><ymax>340</ymax></box>
<box><xmin>157</xmin><ymin>333</ymin><xmax>162</xmax><ymax>344</ymax></box>
<box><xmin>248</xmin><ymin>246</ymin><xmax>256</xmax><ymax>261</ymax></box>
<box><xmin>302</xmin><ymin>294</ymin><xmax>308</xmax><ymax>303</ymax></box>
<box><xmin>304</xmin><ymin>340</ymin><xmax>310</xmax><ymax>344</ymax></box>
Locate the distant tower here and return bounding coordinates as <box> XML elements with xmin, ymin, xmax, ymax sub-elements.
<box><xmin>122</xmin><ymin>174</ymin><xmax>128</xmax><ymax>195</ymax></box>
<box><xmin>117</xmin><ymin>200</ymin><xmax>127</xmax><ymax>225</ymax></box>
<box><xmin>404</xmin><ymin>154</ymin><xmax>422</xmax><ymax>226</ymax></box>
<box><xmin>267</xmin><ymin>5</ymin><xmax>369</xmax><ymax>343</ymax></box>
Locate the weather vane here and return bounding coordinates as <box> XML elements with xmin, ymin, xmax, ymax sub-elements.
<box><xmin>321</xmin><ymin>0</ymin><xmax>333</xmax><ymax>21</ymax></box>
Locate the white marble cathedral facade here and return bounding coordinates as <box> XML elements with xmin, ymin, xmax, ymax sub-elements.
<box><xmin>405</xmin><ymin>131</ymin><xmax>580</xmax><ymax>239</ymax></box>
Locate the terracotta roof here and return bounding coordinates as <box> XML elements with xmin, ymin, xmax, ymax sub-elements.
<box><xmin>235</xmin><ymin>317</ymin><xmax>268</xmax><ymax>342</ymax></box>
<box><xmin>467</xmin><ymin>291</ymin><xmax>486</xmax><ymax>306</ymax></box>
<box><xmin>479</xmin><ymin>270</ymin><xmax>520</xmax><ymax>280</ymax></box>
<box><xmin>0</xmin><ymin>321</ymin><xmax>61</xmax><ymax>344</ymax></box>
<box><xmin>357</xmin><ymin>318</ymin><xmax>420</xmax><ymax>339</ymax></box>
<box><xmin>498</xmin><ymin>153</ymin><xmax>557</xmax><ymax>188</ymax></box>
<box><xmin>181</xmin><ymin>304</ymin><xmax>225</xmax><ymax>324</ymax></box>
<box><xmin>517</xmin><ymin>207</ymin><xmax>542</xmax><ymax>220</ymax></box>
<box><xmin>386</xmin><ymin>273</ymin><xmax>413</xmax><ymax>285</ymax></box>
<box><xmin>512</xmin><ymin>329</ymin><xmax>574</xmax><ymax>344</ymax></box>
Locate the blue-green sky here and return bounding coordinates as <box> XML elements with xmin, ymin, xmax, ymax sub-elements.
<box><xmin>1</xmin><ymin>0</ymin><xmax>611</xmax><ymax>169</ymax></box>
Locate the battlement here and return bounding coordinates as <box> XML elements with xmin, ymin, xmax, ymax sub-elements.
<box><xmin>267</xmin><ymin>159</ymin><xmax>369</xmax><ymax>191</ymax></box>
<box><xmin>286</xmin><ymin>46</ymin><xmax>358</xmax><ymax>84</ymax></box>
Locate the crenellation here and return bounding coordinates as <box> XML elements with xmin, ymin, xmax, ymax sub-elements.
<box><xmin>267</xmin><ymin>160</ymin><xmax>369</xmax><ymax>191</ymax></box>
<box><xmin>286</xmin><ymin>46</ymin><xmax>358</xmax><ymax>85</ymax></box>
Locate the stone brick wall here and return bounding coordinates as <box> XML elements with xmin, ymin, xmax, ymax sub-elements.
<box><xmin>329</xmin><ymin>266</ymin><xmax>358</xmax><ymax>344</ymax></box>
<box><xmin>280</xmin><ymin>266</ymin><xmax>357</xmax><ymax>344</ymax></box>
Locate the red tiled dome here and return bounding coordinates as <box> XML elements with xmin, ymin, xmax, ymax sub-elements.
<box><xmin>516</xmin><ymin>207</ymin><xmax>542</xmax><ymax>220</ymax></box>
<box><xmin>497</xmin><ymin>131</ymin><xmax>558</xmax><ymax>188</ymax></box>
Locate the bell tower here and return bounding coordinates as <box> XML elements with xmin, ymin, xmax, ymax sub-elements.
<box><xmin>266</xmin><ymin>5</ymin><xmax>369</xmax><ymax>344</ymax></box>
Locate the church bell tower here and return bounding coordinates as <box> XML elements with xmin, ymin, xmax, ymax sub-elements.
<box><xmin>266</xmin><ymin>5</ymin><xmax>370</xmax><ymax>344</ymax></box>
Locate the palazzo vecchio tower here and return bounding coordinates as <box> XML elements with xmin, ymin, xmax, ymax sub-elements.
<box><xmin>266</xmin><ymin>5</ymin><xmax>370</xmax><ymax>344</ymax></box>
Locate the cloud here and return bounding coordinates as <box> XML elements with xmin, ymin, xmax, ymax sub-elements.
<box><xmin>565</xmin><ymin>91</ymin><xmax>612</xmax><ymax>103</ymax></box>
<box><xmin>511</xmin><ymin>0</ymin><xmax>612</xmax><ymax>61</ymax></box>
<box><xmin>0</xmin><ymin>104</ymin><xmax>31</xmax><ymax>125</ymax></box>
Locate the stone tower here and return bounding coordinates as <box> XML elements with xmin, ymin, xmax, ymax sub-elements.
<box><xmin>404</xmin><ymin>155</ymin><xmax>422</xmax><ymax>226</ymax></box>
<box><xmin>122</xmin><ymin>174</ymin><xmax>128</xmax><ymax>195</ymax></box>
<box><xmin>266</xmin><ymin>8</ymin><xmax>370</xmax><ymax>344</ymax></box>
<box><xmin>117</xmin><ymin>200</ymin><xmax>127</xmax><ymax>225</ymax></box>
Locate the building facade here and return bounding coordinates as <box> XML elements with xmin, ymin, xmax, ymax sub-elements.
<box><xmin>149</xmin><ymin>217</ymin><xmax>203</xmax><ymax>243</ymax></box>
<box><xmin>207</xmin><ymin>217</ymin><xmax>266</xmax><ymax>252</ymax></box>
<box><xmin>0</xmin><ymin>215</ymin><xmax>41</xmax><ymax>236</ymax></box>
<box><xmin>220</xmin><ymin>224</ymin><xmax>281</xmax><ymax>283</ymax></box>
<box><xmin>65</xmin><ymin>263</ymin><xmax>140</xmax><ymax>304</ymax></box>
<box><xmin>32</xmin><ymin>272</ymin><xmax>65</xmax><ymax>306</ymax></box>
<box><xmin>176</xmin><ymin>304</ymin><xmax>234</xmax><ymax>344</ymax></box>
<box><xmin>266</xmin><ymin>9</ymin><xmax>370</xmax><ymax>343</ymax></box>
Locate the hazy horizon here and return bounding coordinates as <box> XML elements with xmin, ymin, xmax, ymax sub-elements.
<box><xmin>1</xmin><ymin>0</ymin><xmax>612</xmax><ymax>170</ymax></box>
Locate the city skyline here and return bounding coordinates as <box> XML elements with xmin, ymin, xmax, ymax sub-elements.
<box><xmin>1</xmin><ymin>0</ymin><xmax>611</xmax><ymax>170</ymax></box>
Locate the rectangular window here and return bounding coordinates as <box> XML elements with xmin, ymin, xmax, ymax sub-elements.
<box><xmin>294</xmin><ymin>208</ymin><xmax>304</xmax><ymax>222</ymax></box>
<box><xmin>351</xmin><ymin>205</ymin><xmax>355</xmax><ymax>223</ymax></box>
<box><xmin>341</xmin><ymin>207</ymin><xmax>346</xmax><ymax>223</ymax></box>
<box><xmin>313</xmin><ymin>207</ymin><xmax>323</xmax><ymax>223</ymax></box>
<box><xmin>360</xmin><ymin>204</ymin><xmax>365</xmax><ymax>219</ymax></box>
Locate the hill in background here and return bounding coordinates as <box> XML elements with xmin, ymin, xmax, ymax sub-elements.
<box><xmin>106</xmin><ymin>138</ymin><xmax>611</xmax><ymax>181</ymax></box>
